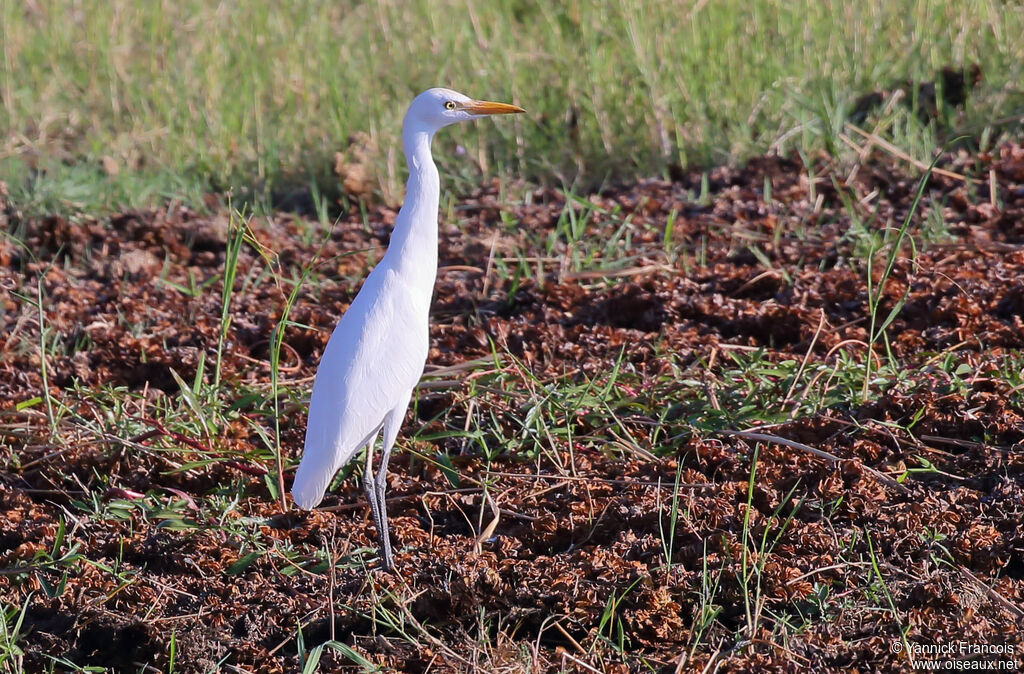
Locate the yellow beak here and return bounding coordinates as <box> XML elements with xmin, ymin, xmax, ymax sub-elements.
<box><xmin>460</xmin><ymin>100</ymin><xmax>526</xmax><ymax>115</ymax></box>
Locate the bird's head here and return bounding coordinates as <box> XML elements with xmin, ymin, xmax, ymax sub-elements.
<box><xmin>405</xmin><ymin>88</ymin><xmax>524</xmax><ymax>134</ymax></box>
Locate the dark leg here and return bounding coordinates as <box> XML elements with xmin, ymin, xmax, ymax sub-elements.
<box><xmin>373</xmin><ymin>403</ymin><xmax>406</xmax><ymax>571</ymax></box>
<box><xmin>360</xmin><ymin>429</ymin><xmax>387</xmax><ymax>567</ymax></box>
<box><xmin>373</xmin><ymin>444</ymin><xmax>394</xmax><ymax>570</ymax></box>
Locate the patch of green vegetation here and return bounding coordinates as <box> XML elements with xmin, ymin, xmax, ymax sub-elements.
<box><xmin>0</xmin><ymin>596</ymin><xmax>31</xmax><ymax>671</ymax></box>
<box><xmin>3</xmin><ymin>0</ymin><xmax>1022</xmax><ymax>214</ymax></box>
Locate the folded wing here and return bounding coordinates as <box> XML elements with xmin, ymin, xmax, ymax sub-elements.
<box><xmin>291</xmin><ymin>267</ymin><xmax>428</xmax><ymax>509</ymax></box>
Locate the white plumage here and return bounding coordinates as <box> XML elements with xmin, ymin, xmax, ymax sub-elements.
<box><xmin>291</xmin><ymin>88</ymin><xmax>524</xmax><ymax>570</ymax></box>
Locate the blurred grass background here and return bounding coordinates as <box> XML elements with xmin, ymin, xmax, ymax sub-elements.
<box><xmin>2</xmin><ymin>0</ymin><xmax>1022</xmax><ymax>213</ymax></box>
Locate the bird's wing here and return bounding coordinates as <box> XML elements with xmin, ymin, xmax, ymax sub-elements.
<box><xmin>291</xmin><ymin>267</ymin><xmax>429</xmax><ymax>509</ymax></box>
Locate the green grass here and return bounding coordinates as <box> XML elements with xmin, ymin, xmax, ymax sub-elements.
<box><xmin>3</xmin><ymin>0</ymin><xmax>1023</xmax><ymax>213</ymax></box>
<box><xmin>0</xmin><ymin>595</ymin><xmax>31</xmax><ymax>671</ymax></box>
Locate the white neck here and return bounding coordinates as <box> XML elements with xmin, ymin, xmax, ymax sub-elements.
<box><xmin>384</xmin><ymin>125</ymin><xmax>440</xmax><ymax>289</ymax></box>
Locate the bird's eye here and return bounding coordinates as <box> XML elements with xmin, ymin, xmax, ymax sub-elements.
<box><xmin>444</xmin><ymin>101</ymin><xmax>457</xmax><ymax>111</ymax></box>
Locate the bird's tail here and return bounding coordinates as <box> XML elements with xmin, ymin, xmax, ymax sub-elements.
<box><xmin>288</xmin><ymin>428</ymin><xmax>339</xmax><ymax>506</ymax></box>
<box><xmin>291</xmin><ymin>442</ymin><xmax>336</xmax><ymax>510</ymax></box>
<box><xmin>292</xmin><ymin>419</ymin><xmax>381</xmax><ymax>510</ymax></box>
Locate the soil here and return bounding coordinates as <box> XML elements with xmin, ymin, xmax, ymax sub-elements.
<box><xmin>2</xmin><ymin>144</ymin><xmax>1023</xmax><ymax>672</ymax></box>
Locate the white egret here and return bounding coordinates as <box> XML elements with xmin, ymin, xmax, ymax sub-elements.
<box><xmin>291</xmin><ymin>88</ymin><xmax>524</xmax><ymax>570</ymax></box>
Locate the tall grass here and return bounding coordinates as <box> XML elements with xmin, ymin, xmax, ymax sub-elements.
<box><xmin>2</xmin><ymin>0</ymin><xmax>1022</xmax><ymax>212</ymax></box>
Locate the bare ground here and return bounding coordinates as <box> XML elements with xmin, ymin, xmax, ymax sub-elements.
<box><xmin>2</xmin><ymin>144</ymin><xmax>1024</xmax><ymax>672</ymax></box>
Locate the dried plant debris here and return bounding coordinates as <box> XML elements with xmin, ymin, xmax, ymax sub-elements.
<box><xmin>2</xmin><ymin>145</ymin><xmax>1023</xmax><ymax>672</ymax></box>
